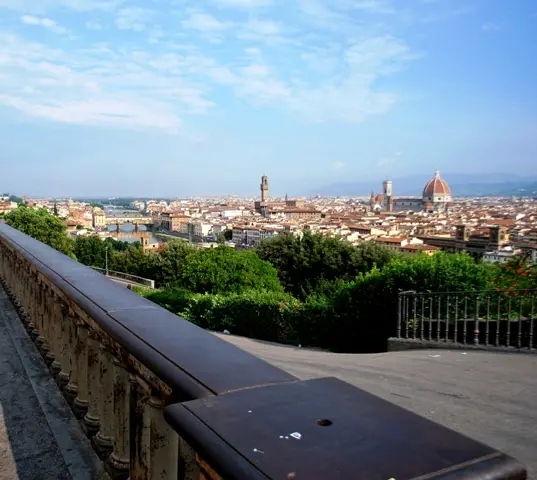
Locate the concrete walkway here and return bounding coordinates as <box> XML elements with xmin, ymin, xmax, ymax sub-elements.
<box><xmin>0</xmin><ymin>287</ymin><xmax>100</xmax><ymax>480</ymax></box>
<box><xmin>217</xmin><ymin>333</ymin><xmax>537</xmax><ymax>479</ymax></box>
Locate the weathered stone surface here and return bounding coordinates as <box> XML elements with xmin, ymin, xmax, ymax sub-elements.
<box><xmin>217</xmin><ymin>332</ymin><xmax>537</xmax><ymax>479</ymax></box>
<box><xmin>0</xmin><ymin>287</ymin><xmax>101</xmax><ymax>480</ymax></box>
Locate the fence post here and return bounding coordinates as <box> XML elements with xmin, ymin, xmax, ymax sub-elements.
<box><xmin>397</xmin><ymin>292</ymin><xmax>402</xmax><ymax>338</ymax></box>
<box><xmin>474</xmin><ymin>294</ymin><xmax>481</xmax><ymax>345</ymax></box>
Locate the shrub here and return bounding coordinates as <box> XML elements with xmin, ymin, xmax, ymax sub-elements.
<box><xmin>330</xmin><ymin>252</ymin><xmax>498</xmax><ymax>352</ymax></box>
<box><xmin>177</xmin><ymin>246</ymin><xmax>283</xmax><ymax>295</ymax></box>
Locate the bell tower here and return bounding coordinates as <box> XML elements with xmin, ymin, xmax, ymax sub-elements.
<box><xmin>260</xmin><ymin>175</ymin><xmax>269</xmax><ymax>203</ymax></box>
<box><xmin>382</xmin><ymin>180</ymin><xmax>393</xmax><ymax>212</ymax></box>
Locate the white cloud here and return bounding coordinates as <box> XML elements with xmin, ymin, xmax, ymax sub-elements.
<box><xmin>377</xmin><ymin>151</ymin><xmax>403</xmax><ymax>170</ymax></box>
<box><xmin>481</xmin><ymin>22</ymin><xmax>501</xmax><ymax>32</ymax></box>
<box><xmin>349</xmin><ymin>0</ymin><xmax>395</xmax><ymax>14</ymax></box>
<box><xmin>21</xmin><ymin>15</ymin><xmax>69</xmax><ymax>34</ymax></box>
<box><xmin>86</xmin><ymin>20</ymin><xmax>103</xmax><ymax>30</ymax></box>
<box><xmin>182</xmin><ymin>12</ymin><xmax>231</xmax><ymax>31</ymax></box>
<box><xmin>0</xmin><ymin>0</ymin><xmax>121</xmax><ymax>13</ymax></box>
<box><xmin>332</xmin><ymin>161</ymin><xmax>346</xmax><ymax>169</ymax></box>
<box><xmin>0</xmin><ymin>33</ymin><xmax>211</xmax><ymax>133</ymax></box>
<box><xmin>115</xmin><ymin>7</ymin><xmax>152</xmax><ymax>31</ymax></box>
<box><xmin>0</xmin><ymin>0</ymin><xmax>422</xmax><ymax>130</ymax></box>
<box><xmin>213</xmin><ymin>0</ymin><xmax>272</xmax><ymax>7</ymax></box>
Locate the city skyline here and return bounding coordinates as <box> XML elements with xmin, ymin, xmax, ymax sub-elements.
<box><xmin>1</xmin><ymin>0</ymin><xmax>536</xmax><ymax>197</ymax></box>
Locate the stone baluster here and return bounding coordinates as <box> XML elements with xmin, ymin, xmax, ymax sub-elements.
<box><xmin>36</xmin><ymin>281</ymin><xmax>48</xmax><ymax>354</ymax></box>
<box><xmin>106</xmin><ymin>356</ymin><xmax>131</xmax><ymax>479</ymax></box>
<box><xmin>43</xmin><ymin>287</ymin><xmax>57</xmax><ymax>368</ymax></box>
<box><xmin>11</xmin><ymin>258</ymin><xmax>22</xmax><ymax>311</ymax></box>
<box><xmin>56</xmin><ymin>302</ymin><xmax>71</xmax><ymax>390</ymax></box>
<box><xmin>19</xmin><ymin>266</ymin><xmax>31</xmax><ymax>328</ymax></box>
<box><xmin>73</xmin><ymin>322</ymin><xmax>89</xmax><ymax>419</ymax></box>
<box><xmin>180</xmin><ymin>438</ymin><xmax>201</xmax><ymax>480</ymax></box>
<box><xmin>93</xmin><ymin>345</ymin><xmax>114</xmax><ymax>460</ymax></box>
<box><xmin>130</xmin><ymin>376</ymin><xmax>151</xmax><ymax>480</ymax></box>
<box><xmin>149</xmin><ymin>396</ymin><xmax>179</xmax><ymax>480</ymax></box>
<box><xmin>64</xmin><ymin>312</ymin><xmax>80</xmax><ymax>405</ymax></box>
<box><xmin>49</xmin><ymin>296</ymin><xmax>64</xmax><ymax>377</ymax></box>
<box><xmin>27</xmin><ymin>274</ymin><xmax>39</xmax><ymax>341</ymax></box>
<box><xmin>82</xmin><ymin>332</ymin><xmax>102</xmax><ymax>437</ymax></box>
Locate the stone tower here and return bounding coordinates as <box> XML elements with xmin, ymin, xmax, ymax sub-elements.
<box><xmin>382</xmin><ymin>180</ymin><xmax>393</xmax><ymax>212</ymax></box>
<box><xmin>260</xmin><ymin>175</ymin><xmax>269</xmax><ymax>203</ymax></box>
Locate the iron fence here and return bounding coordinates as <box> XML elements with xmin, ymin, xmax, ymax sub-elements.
<box><xmin>91</xmin><ymin>267</ymin><xmax>155</xmax><ymax>289</ymax></box>
<box><xmin>397</xmin><ymin>289</ymin><xmax>537</xmax><ymax>350</ymax></box>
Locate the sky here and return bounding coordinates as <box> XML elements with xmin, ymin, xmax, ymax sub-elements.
<box><xmin>1</xmin><ymin>0</ymin><xmax>536</xmax><ymax>197</ymax></box>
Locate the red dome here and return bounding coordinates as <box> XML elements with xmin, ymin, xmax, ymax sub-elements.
<box><xmin>375</xmin><ymin>193</ymin><xmax>384</xmax><ymax>203</ymax></box>
<box><xmin>423</xmin><ymin>170</ymin><xmax>451</xmax><ymax>197</ymax></box>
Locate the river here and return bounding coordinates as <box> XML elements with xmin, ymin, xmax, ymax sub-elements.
<box><xmin>104</xmin><ymin>207</ymin><xmax>160</xmax><ymax>245</ymax></box>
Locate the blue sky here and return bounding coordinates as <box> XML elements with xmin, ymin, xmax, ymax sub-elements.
<box><xmin>1</xmin><ymin>0</ymin><xmax>536</xmax><ymax>197</ymax></box>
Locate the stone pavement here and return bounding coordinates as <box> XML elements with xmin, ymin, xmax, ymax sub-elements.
<box><xmin>218</xmin><ymin>333</ymin><xmax>537</xmax><ymax>479</ymax></box>
<box><xmin>0</xmin><ymin>287</ymin><xmax>100</xmax><ymax>480</ymax></box>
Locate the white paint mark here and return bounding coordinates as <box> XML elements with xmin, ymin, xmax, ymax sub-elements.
<box><xmin>285</xmin><ymin>436</ymin><xmax>289</xmax><ymax>439</ymax></box>
<box><xmin>461</xmin><ymin>352</ymin><xmax>467</xmax><ymax>355</ymax></box>
<box><xmin>248</xmin><ymin>410</ymin><xmax>252</xmax><ymax>413</ymax></box>
<box><xmin>253</xmin><ymin>448</ymin><xmax>264</xmax><ymax>454</ymax></box>
<box><xmin>279</xmin><ymin>436</ymin><xmax>284</xmax><ymax>439</ymax></box>
<box><xmin>290</xmin><ymin>432</ymin><xmax>302</xmax><ymax>440</ymax></box>
<box><xmin>428</xmin><ymin>354</ymin><xmax>441</xmax><ymax>358</ymax></box>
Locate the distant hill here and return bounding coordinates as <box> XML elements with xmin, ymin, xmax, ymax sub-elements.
<box><xmin>309</xmin><ymin>173</ymin><xmax>537</xmax><ymax>197</ymax></box>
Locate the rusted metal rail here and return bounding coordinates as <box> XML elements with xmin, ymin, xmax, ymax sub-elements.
<box><xmin>0</xmin><ymin>223</ymin><xmax>527</xmax><ymax>479</ymax></box>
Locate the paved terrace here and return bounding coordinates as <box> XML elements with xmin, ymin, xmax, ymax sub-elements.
<box><xmin>0</xmin><ymin>222</ymin><xmax>530</xmax><ymax>480</ymax></box>
<box><xmin>217</xmin><ymin>334</ymin><xmax>537</xmax><ymax>479</ymax></box>
<box><xmin>1</xmin><ymin>275</ymin><xmax>535</xmax><ymax>478</ymax></box>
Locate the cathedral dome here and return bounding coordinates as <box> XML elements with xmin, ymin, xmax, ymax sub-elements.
<box><xmin>423</xmin><ymin>169</ymin><xmax>451</xmax><ymax>197</ymax></box>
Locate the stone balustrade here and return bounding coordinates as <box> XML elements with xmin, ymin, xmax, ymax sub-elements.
<box><xmin>0</xmin><ymin>224</ymin><xmax>528</xmax><ymax>480</ymax></box>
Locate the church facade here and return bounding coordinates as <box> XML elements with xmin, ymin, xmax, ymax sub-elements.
<box><xmin>370</xmin><ymin>170</ymin><xmax>453</xmax><ymax>213</ymax></box>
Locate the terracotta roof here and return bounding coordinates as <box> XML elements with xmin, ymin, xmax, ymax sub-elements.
<box><xmin>423</xmin><ymin>169</ymin><xmax>452</xmax><ymax>197</ymax></box>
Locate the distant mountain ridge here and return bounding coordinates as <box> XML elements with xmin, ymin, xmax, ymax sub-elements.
<box><xmin>309</xmin><ymin>173</ymin><xmax>537</xmax><ymax>197</ymax></box>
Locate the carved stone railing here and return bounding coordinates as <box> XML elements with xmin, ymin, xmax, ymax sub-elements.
<box><xmin>0</xmin><ymin>224</ymin><xmax>528</xmax><ymax>480</ymax></box>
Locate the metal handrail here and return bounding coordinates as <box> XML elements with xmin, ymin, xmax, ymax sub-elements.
<box><xmin>90</xmin><ymin>266</ymin><xmax>155</xmax><ymax>289</ymax></box>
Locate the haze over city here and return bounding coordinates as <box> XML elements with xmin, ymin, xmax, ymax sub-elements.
<box><xmin>1</xmin><ymin>0</ymin><xmax>536</xmax><ymax>197</ymax></box>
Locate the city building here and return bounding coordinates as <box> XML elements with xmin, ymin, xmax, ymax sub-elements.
<box><xmin>92</xmin><ymin>208</ymin><xmax>106</xmax><ymax>228</ymax></box>
<box><xmin>161</xmin><ymin>214</ymin><xmax>190</xmax><ymax>232</ymax></box>
<box><xmin>373</xmin><ymin>170</ymin><xmax>453</xmax><ymax>213</ymax></box>
<box><xmin>254</xmin><ymin>175</ymin><xmax>321</xmax><ymax>220</ymax></box>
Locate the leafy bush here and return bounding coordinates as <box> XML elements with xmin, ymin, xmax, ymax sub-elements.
<box><xmin>4</xmin><ymin>205</ymin><xmax>74</xmax><ymax>257</ymax></box>
<box><xmin>176</xmin><ymin>246</ymin><xmax>284</xmax><ymax>295</ymax></box>
<box><xmin>256</xmin><ymin>230</ymin><xmax>394</xmax><ymax>299</ymax></box>
<box><xmin>330</xmin><ymin>252</ymin><xmax>498</xmax><ymax>352</ymax></box>
<box><xmin>140</xmin><ymin>287</ymin><xmax>303</xmax><ymax>344</ymax></box>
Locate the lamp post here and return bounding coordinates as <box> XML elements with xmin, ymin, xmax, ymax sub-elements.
<box><xmin>105</xmin><ymin>246</ymin><xmax>109</xmax><ymax>276</ymax></box>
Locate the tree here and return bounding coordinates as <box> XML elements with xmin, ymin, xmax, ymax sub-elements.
<box><xmin>215</xmin><ymin>232</ymin><xmax>226</xmax><ymax>244</ymax></box>
<box><xmin>108</xmin><ymin>244</ymin><xmax>147</xmax><ymax>276</ymax></box>
<box><xmin>143</xmin><ymin>240</ymin><xmax>194</xmax><ymax>287</ymax></box>
<box><xmin>4</xmin><ymin>205</ymin><xmax>75</xmax><ymax>257</ymax></box>
<box><xmin>53</xmin><ymin>202</ymin><xmax>59</xmax><ymax>217</ymax></box>
<box><xmin>176</xmin><ymin>246</ymin><xmax>283</xmax><ymax>295</ymax></box>
<box><xmin>493</xmin><ymin>256</ymin><xmax>537</xmax><ymax>292</ymax></box>
<box><xmin>329</xmin><ymin>252</ymin><xmax>498</xmax><ymax>352</ymax></box>
<box><xmin>74</xmin><ymin>235</ymin><xmax>107</xmax><ymax>267</ymax></box>
<box><xmin>256</xmin><ymin>231</ymin><xmax>394</xmax><ymax>299</ymax></box>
